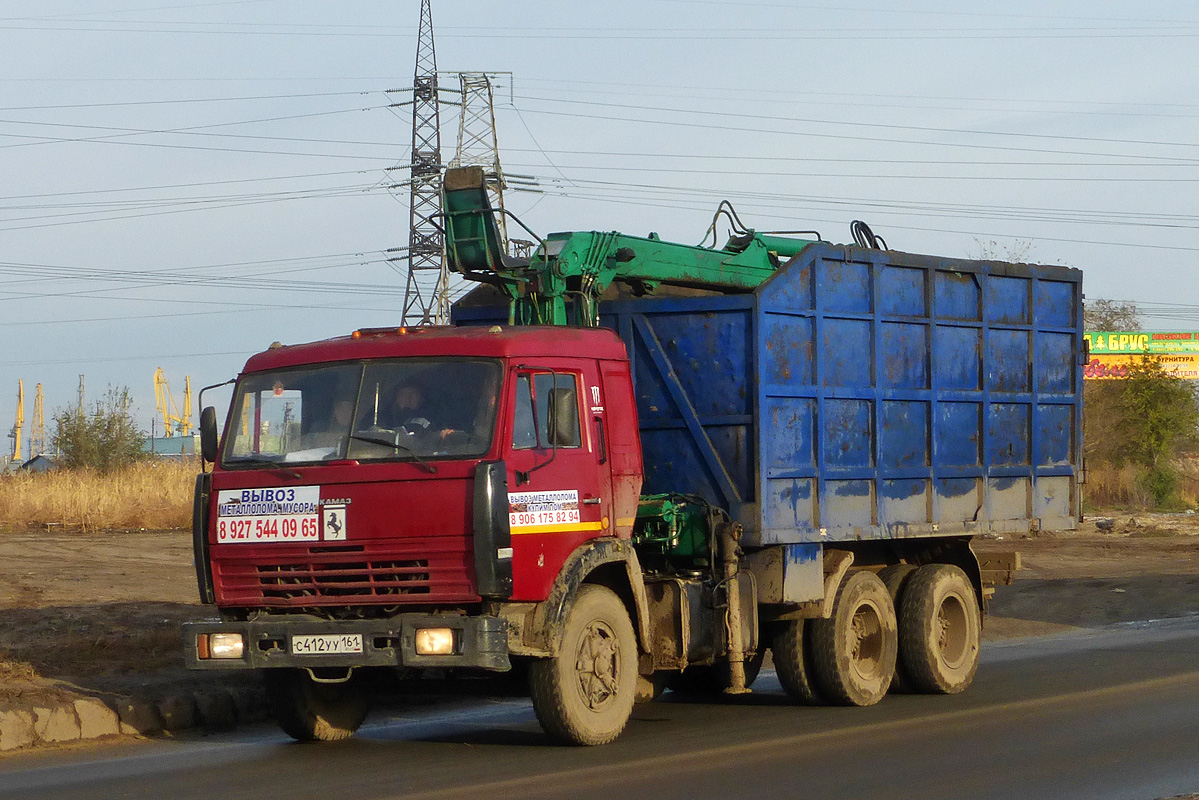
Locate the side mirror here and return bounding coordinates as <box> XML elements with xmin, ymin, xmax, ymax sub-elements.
<box><xmin>546</xmin><ymin>387</ymin><xmax>580</xmax><ymax>447</ymax></box>
<box><xmin>200</xmin><ymin>406</ymin><xmax>219</xmax><ymax>463</ymax></box>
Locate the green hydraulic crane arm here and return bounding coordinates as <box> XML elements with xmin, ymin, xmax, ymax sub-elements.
<box><xmin>441</xmin><ymin>166</ymin><xmax>818</xmax><ymax>326</ymax></box>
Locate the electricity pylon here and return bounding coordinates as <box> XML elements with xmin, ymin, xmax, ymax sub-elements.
<box><xmin>401</xmin><ymin>0</ymin><xmax>448</xmax><ymax>326</ymax></box>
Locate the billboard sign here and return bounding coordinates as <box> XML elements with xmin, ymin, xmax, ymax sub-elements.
<box><xmin>1084</xmin><ymin>331</ymin><xmax>1199</xmax><ymax>380</ymax></box>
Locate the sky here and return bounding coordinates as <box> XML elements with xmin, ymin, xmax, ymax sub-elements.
<box><xmin>2</xmin><ymin>0</ymin><xmax>1199</xmax><ymax>455</ymax></box>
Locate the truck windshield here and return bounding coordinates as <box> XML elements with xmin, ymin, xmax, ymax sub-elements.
<box><xmin>221</xmin><ymin>358</ymin><xmax>502</xmax><ymax>467</ymax></box>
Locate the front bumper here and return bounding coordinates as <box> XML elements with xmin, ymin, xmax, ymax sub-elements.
<box><xmin>183</xmin><ymin>613</ymin><xmax>509</xmax><ymax>672</ymax></box>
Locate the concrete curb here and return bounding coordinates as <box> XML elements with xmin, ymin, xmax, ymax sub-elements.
<box><xmin>0</xmin><ymin>684</ymin><xmax>269</xmax><ymax>753</ymax></box>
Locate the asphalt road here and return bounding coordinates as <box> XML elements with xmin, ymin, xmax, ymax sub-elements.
<box><xmin>3</xmin><ymin>618</ymin><xmax>1198</xmax><ymax>800</ymax></box>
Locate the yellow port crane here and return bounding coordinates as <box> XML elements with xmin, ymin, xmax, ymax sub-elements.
<box><xmin>9</xmin><ymin>380</ymin><xmax>23</xmax><ymax>465</ymax></box>
<box><xmin>154</xmin><ymin>368</ymin><xmax>194</xmax><ymax>437</ymax></box>
<box><xmin>30</xmin><ymin>384</ymin><xmax>45</xmax><ymax>458</ymax></box>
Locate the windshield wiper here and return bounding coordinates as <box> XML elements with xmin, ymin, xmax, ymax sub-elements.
<box><xmin>223</xmin><ymin>457</ymin><xmax>282</xmax><ymax>468</ymax></box>
<box><xmin>348</xmin><ymin>432</ymin><xmax>437</xmax><ymax>474</ymax></box>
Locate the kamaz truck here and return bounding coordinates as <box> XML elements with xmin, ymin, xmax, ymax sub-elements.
<box><xmin>183</xmin><ymin>167</ymin><xmax>1080</xmax><ymax>745</ymax></box>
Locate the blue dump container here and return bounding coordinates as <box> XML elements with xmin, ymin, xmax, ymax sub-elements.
<box><xmin>456</xmin><ymin>241</ymin><xmax>1084</xmax><ymax>548</ymax></box>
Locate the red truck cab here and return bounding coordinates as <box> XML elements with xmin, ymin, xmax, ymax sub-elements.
<box><xmin>187</xmin><ymin>325</ymin><xmax>643</xmax><ymax>693</ymax></box>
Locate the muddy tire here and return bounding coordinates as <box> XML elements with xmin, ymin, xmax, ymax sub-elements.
<box><xmin>808</xmin><ymin>571</ymin><xmax>898</xmax><ymax>706</ymax></box>
<box><xmin>898</xmin><ymin>564</ymin><xmax>981</xmax><ymax>694</ymax></box>
<box><xmin>877</xmin><ymin>564</ymin><xmax>918</xmax><ymax>693</ymax></box>
<box><xmin>264</xmin><ymin>669</ymin><xmax>371</xmax><ymax>742</ymax></box>
<box><xmin>665</xmin><ymin>650</ymin><xmax>765</xmax><ymax>695</ymax></box>
<box><xmin>770</xmin><ymin>619</ymin><xmax>823</xmax><ymax>705</ymax></box>
<box><xmin>528</xmin><ymin>584</ymin><xmax>637</xmax><ymax>745</ymax></box>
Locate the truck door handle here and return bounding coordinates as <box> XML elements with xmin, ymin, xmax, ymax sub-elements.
<box><xmin>582</xmin><ymin>497</ymin><xmax>601</xmax><ymax>505</ymax></box>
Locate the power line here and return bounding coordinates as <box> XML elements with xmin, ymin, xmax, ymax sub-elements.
<box><xmin>502</xmin><ymin>160</ymin><xmax>1199</xmax><ymax>184</ymax></box>
<box><xmin>511</xmin><ymin>94</ymin><xmax>1199</xmax><ymax>158</ymax></box>
<box><xmin>0</xmin><ymin>350</ymin><xmax>252</xmax><ymax>367</ymax></box>
<box><xmin>0</xmin><ymin>104</ymin><xmax>387</xmax><ymax>152</ymax></box>
<box><xmin>0</xmin><ymin>184</ymin><xmax>384</xmax><ymax>232</ymax></box>
<box><xmin>0</xmin><ymin>169</ymin><xmax>374</xmax><ymax>203</ymax></box>
<box><xmin>3</xmin><ymin>19</ymin><xmax>1199</xmax><ymax>40</ymax></box>
<box><xmin>511</xmin><ymin>105</ymin><xmax>1199</xmax><ymax>167</ymax></box>
<box><xmin>0</xmin><ymin>90</ymin><xmax>373</xmax><ymax>112</ymax></box>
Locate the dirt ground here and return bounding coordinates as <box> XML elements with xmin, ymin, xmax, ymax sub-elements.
<box><xmin>0</xmin><ymin>514</ymin><xmax>1197</xmax><ymax>704</ymax></box>
<box><xmin>0</xmin><ymin>530</ymin><xmax>213</xmax><ymax>706</ymax></box>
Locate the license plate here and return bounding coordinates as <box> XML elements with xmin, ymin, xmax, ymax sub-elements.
<box><xmin>290</xmin><ymin>633</ymin><xmax>363</xmax><ymax>655</ymax></box>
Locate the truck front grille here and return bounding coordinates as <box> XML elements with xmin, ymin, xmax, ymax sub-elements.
<box><xmin>256</xmin><ymin>558</ymin><xmax>431</xmax><ymax>599</ymax></box>
<box><xmin>213</xmin><ymin>540</ymin><xmax>474</xmax><ymax>606</ymax></box>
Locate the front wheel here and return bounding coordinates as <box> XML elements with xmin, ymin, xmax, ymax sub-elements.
<box><xmin>264</xmin><ymin>668</ymin><xmax>371</xmax><ymax>742</ymax></box>
<box><xmin>528</xmin><ymin>584</ymin><xmax>638</xmax><ymax>745</ymax></box>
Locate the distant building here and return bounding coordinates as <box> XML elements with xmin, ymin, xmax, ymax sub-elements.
<box><xmin>144</xmin><ymin>434</ymin><xmax>198</xmax><ymax>457</ymax></box>
<box><xmin>20</xmin><ymin>454</ymin><xmax>56</xmax><ymax>473</ymax></box>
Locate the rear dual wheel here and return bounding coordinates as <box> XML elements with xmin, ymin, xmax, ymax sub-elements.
<box><xmin>770</xmin><ymin>618</ymin><xmax>823</xmax><ymax>705</ymax></box>
<box><xmin>773</xmin><ymin>572</ymin><xmax>898</xmax><ymax>707</ymax></box>
<box><xmin>878</xmin><ymin>564</ymin><xmax>918</xmax><ymax>693</ymax></box>
<box><xmin>897</xmin><ymin>564</ymin><xmax>981</xmax><ymax>694</ymax></box>
<box><xmin>808</xmin><ymin>571</ymin><xmax>898</xmax><ymax>706</ymax></box>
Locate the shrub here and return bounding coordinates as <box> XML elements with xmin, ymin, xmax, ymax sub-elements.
<box><xmin>52</xmin><ymin>387</ymin><xmax>149</xmax><ymax>472</ymax></box>
<box><xmin>1085</xmin><ymin>357</ymin><xmax>1199</xmax><ymax>509</ymax></box>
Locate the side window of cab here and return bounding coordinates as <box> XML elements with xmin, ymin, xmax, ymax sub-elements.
<box><xmin>511</xmin><ymin>372</ymin><xmax>581</xmax><ymax>450</ymax></box>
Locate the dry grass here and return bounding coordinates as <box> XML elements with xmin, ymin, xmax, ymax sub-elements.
<box><xmin>1084</xmin><ymin>459</ymin><xmax>1199</xmax><ymax>510</ymax></box>
<box><xmin>0</xmin><ymin>460</ymin><xmax>197</xmax><ymax>531</ymax></box>
<box><xmin>1085</xmin><ymin>463</ymin><xmax>1154</xmax><ymax>509</ymax></box>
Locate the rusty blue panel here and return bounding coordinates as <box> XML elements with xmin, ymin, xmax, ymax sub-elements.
<box><xmin>986</xmin><ymin>275</ymin><xmax>1031</xmax><ymax>324</ymax></box>
<box><xmin>767</xmin><ymin>259</ymin><xmax>814</xmax><ymax>310</ymax></box>
<box><xmin>823</xmin><ymin>318</ymin><xmax>872</xmax><ymax>387</ymax></box>
<box><xmin>819</xmin><ymin>258</ymin><xmax>871</xmax><ymax>314</ymax></box>
<box><xmin>630</xmin><ymin>330</ymin><xmax>679</xmax><ymax>423</ymax></box>
<box><xmin>935</xmin><ymin>326</ymin><xmax>981</xmax><ymax>390</ymax></box>
<box><xmin>1036</xmin><ymin>280</ymin><xmax>1077</xmax><ymax>328</ymax></box>
<box><xmin>935</xmin><ymin>271</ymin><xmax>980</xmax><ymax>320</ymax></box>
<box><xmin>988</xmin><ymin>403</ymin><xmax>1031</xmax><ymax>466</ymax></box>
<box><xmin>987</xmin><ymin>330</ymin><xmax>1031</xmax><ymax>393</ymax></box>
<box><xmin>936</xmin><ymin>402</ymin><xmax>981</xmax><ymax>466</ymax></box>
<box><xmin>763</xmin><ymin>397</ymin><xmax>815</xmax><ymax>471</ymax></box>
<box><xmin>825</xmin><ymin>399</ymin><xmax>873</xmax><ymax>469</ymax></box>
<box><xmin>879</xmin><ymin>266</ymin><xmax>927</xmax><ymax>317</ymax></box>
<box><xmin>1037</xmin><ymin>332</ymin><xmax>1074</xmax><ymax>394</ymax></box>
<box><xmin>640</xmin><ymin>428</ymin><xmax>721</xmax><ymax>503</ymax></box>
<box><xmin>1037</xmin><ymin>404</ymin><xmax>1074</xmax><ymax>465</ymax></box>
<box><xmin>880</xmin><ymin>401</ymin><xmax>928</xmax><ymax>469</ymax></box>
<box><xmin>762</xmin><ymin>314</ymin><xmax>813</xmax><ymax>385</ymax></box>
<box><xmin>650</xmin><ymin>311</ymin><xmax>752</xmax><ymax>417</ymax></box>
<box><xmin>881</xmin><ymin>322</ymin><xmax>928</xmax><ymax>389</ymax></box>
<box><xmin>612</xmin><ymin>296</ymin><xmax>757</xmax><ymax>517</ymax></box>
